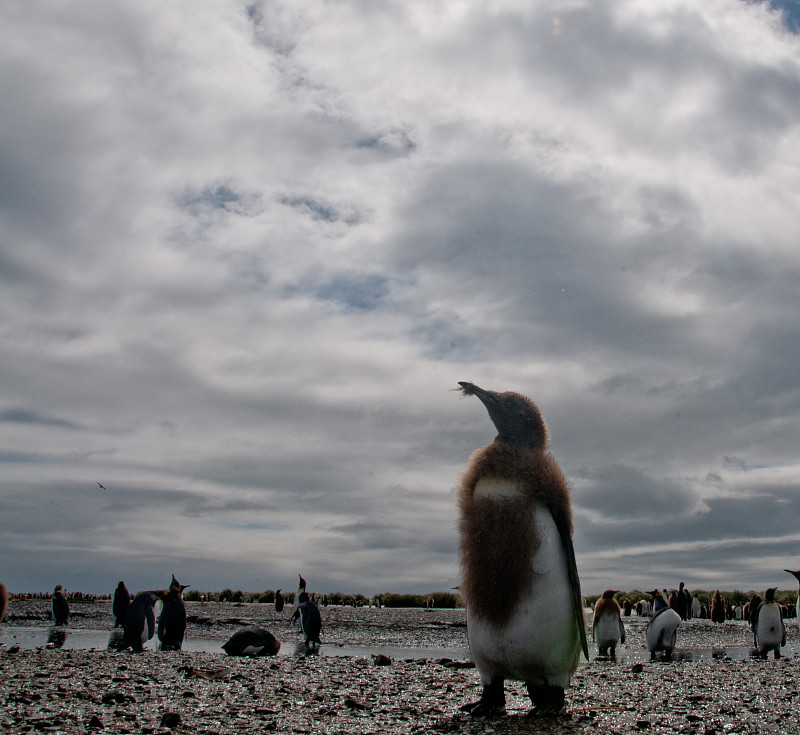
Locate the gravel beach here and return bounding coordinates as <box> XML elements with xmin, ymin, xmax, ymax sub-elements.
<box><xmin>3</xmin><ymin>599</ymin><xmax>800</xmax><ymax>734</ymax></box>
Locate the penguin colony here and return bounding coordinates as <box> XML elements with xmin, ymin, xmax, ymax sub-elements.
<box><xmin>456</xmin><ymin>381</ymin><xmax>588</xmax><ymax>716</ymax></box>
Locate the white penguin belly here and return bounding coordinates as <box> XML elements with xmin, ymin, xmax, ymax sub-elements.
<box><xmin>594</xmin><ymin>614</ymin><xmax>621</xmax><ymax>649</ymax></box>
<box><xmin>466</xmin><ymin>493</ymin><xmax>579</xmax><ymax>689</ymax></box>
<box><xmin>756</xmin><ymin>605</ymin><xmax>783</xmax><ymax>650</ymax></box>
<box><xmin>646</xmin><ymin>608</ymin><xmax>680</xmax><ymax>651</ymax></box>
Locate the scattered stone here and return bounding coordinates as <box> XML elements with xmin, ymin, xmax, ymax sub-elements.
<box><xmin>373</xmin><ymin>654</ymin><xmax>392</xmax><ymax>666</ymax></box>
<box><xmin>159</xmin><ymin>712</ymin><xmax>181</xmax><ymax>729</ymax></box>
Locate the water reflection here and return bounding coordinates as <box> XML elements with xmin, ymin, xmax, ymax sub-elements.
<box><xmin>46</xmin><ymin>628</ymin><xmax>66</xmax><ymax>649</ymax></box>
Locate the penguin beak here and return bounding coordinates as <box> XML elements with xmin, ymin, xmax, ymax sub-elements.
<box><xmin>458</xmin><ymin>382</ymin><xmax>498</xmax><ymax>406</ymax></box>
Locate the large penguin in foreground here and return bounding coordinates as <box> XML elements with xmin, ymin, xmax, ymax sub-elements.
<box><xmin>456</xmin><ymin>381</ymin><xmax>588</xmax><ymax>717</ymax></box>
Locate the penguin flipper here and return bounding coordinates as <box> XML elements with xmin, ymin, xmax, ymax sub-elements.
<box><xmin>619</xmin><ymin>619</ymin><xmax>626</xmax><ymax>644</ymax></box>
<box><xmin>556</xmin><ymin>521</ymin><xmax>589</xmax><ymax>661</ymax></box>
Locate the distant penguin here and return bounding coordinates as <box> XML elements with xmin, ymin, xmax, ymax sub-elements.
<box><xmin>690</xmin><ymin>596</ymin><xmax>701</xmax><ymax>619</ymax></box>
<box><xmin>0</xmin><ymin>582</ymin><xmax>7</xmax><ymax>623</ymax></box>
<box><xmin>52</xmin><ymin>585</ymin><xmax>69</xmax><ymax>626</ymax></box>
<box><xmin>112</xmin><ymin>581</ymin><xmax>131</xmax><ymax>628</ymax></box>
<box><xmin>592</xmin><ymin>590</ymin><xmax>626</xmax><ymax>657</ymax></box>
<box><xmin>456</xmin><ymin>382</ymin><xmax>588</xmax><ymax>717</ymax></box>
<box><xmin>274</xmin><ymin>589</ymin><xmax>284</xmax><ymax>613</ymax></box>
<box><xmin>754</xmin><ymin>587</ymin><xmax>785</xmax><ymax>659</ymax></box>
<box><xmin>710</xmin><ymin>590</ymin><xmax>726</xmax><ymax>624</ymax></box>
<box><xmin>622</xmin><ymin>598</ymin><xmax>632</xmax><ymax>617</ymax></box>
<box><xmin>123</xmin><ymin>590</ymin><xmax>164</xmax><ymax>651</ymax></box>
<box><xmin>676</xmin><ymin>582</ymin><xmax>690</xmax><ymax>620</ymax></box>
<box><xmin>784</xmin><ymin>569</ymin><xmax>800</xmax><ymax>626</ymax></box>
<box><xmin>158</xmin><ymin>575</ymin><xmax>189</xmax><ymax>651</ymax></box>
<box><xmin>646</xmin><ymin>589</ymin><xmax>680</xmax><ymax>660</ymax></box>
<box><xmin>222</xmin><ymin>627</ymin><xmax>281</xmax><ymax>656</ymax></box>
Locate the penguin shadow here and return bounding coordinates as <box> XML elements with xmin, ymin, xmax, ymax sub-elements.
<box><xmin>46</xmin><ymin>628</ymin><xmax>67</xmax><ymax>649</ymax></box>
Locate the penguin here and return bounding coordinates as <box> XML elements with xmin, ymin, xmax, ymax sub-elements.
<box><xmin>622</xmin><ymin>598</ymin><xmax>632</xmax><ymax>617</ymax></box>
<box><xmin>690</xmin><ymin>595</ymin><xmax>701</xmax><ymax>619</ymax></box>
<box><xmin>222</xmin><ymin>627</ymin><xmax>281</xmax><ymax>656</ymax></box>
<box><xmin>676</xmin><ymin>582</ymin><xmax>690</xmax><ymax>620</ymax></box>
<box><xmin>753</xmin><ymin>587</ymin><xmax>785</xmax><ymax>659</ymax></box>
<box><xmin>645</xmin><ymin>589</ymin><xmax>680</xmax><ymax>660</ymax></box>
<box><xmin>784</xmin><ymin>569</ymin><xmax>800</xmax><ymax>626</ymax></box>
<box><xmin>158</xmin><ymin>575</ymin><xmax>189</xmax><ymax>651</ymax></box>
<box><xmin>274</xmin><ymin>589</ymin><xmax>284</xmax><ymax>613</ymax></box>
<box><xmin>291</xmin><ymin>575</ymin><xmax>321</xmax><ymax>646</ymax></box>
<box><xmin>592</xmin><ymin>590</ymin><xmax>626</xmax><ymax>657</ymax></box>
<box><xmin>710</xmin><ymin>590</ymin><xmax>726</xmax><ymax>624</ymax></box>
<box><xmin>122</xmin><ymin>590</ymin><xmax>164</xmax><ymax>651</ymax></box>
<box><xmin>455</xmin><ymin>381</ymin><xmax>588</xmax><ymax>717</ymax></box>
<box><xmin>52</xmin><ymin>585</ymin><xmax>69</xmax><ymax>626</ymax></box>
<box><xmin>112</xmin><ymin>581</ymin><xmax>131</xmax><ymax>628</ymax></box>
<box><xmin>0</xmin><ymin>582</ymin><xmax>7</xmax><ymax>623</ymax></box>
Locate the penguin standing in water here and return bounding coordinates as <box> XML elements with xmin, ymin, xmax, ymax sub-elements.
<box><xmin>292</xmin><ymin>575</ymin><xmax>322</xmax><ymax>647</ymax></box>
<box><xmin>123</xmin><ymin>590</ymin><xmax>164</xmax><ymax>651</ymax></box>
<box><xmin>784</xmin><ymin>569</ymin><xmax>800</xmax><ymax>627</ymax></box>
<box><xmin>753</xmin><ymin>587</ymin><xmax>785</xmax><ymax>659</ymax></box>
<box><xmin>592</xmin><ymin>590</ymin><xmax>625</xmax><ymax>657</ymax></box>
<box><xmin>645</xmin><ymin>589</ymin><xmax>680</xmax><ymax>660</ymax></box>
<box><xmin>274</xmin><ymin>589</ymin><xmax>284</xmax><ymax>613</ymax></box>
<box><xmin>52</xmin><ymin>585</ymin><xmax>69</xmax><ymax>626</ymax></box>
<box><xmin>112</xmin><ymin>581</ymin><xmax>131</xmax><ymax>628</ymax></box>
<box><xmin>158</xmin><ymin>575</ymin><xmax>189</xmax><ymax>651</ymax></box>
<box><xmin>456</xmin><ymin>382</ymin><xmax>588</xmax><ymax>717</ymax></box>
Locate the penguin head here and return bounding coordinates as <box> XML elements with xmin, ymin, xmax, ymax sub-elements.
<box><xmin>298</xmin><ymin>574</ymin><xmax>306</xmax><ymax>591</ymax></box>
<box><xmin>784</xmin><ymin>569</ymin><xmax>800</xmax><ymax>582</ymax></box>
<box><xmin>601</xmin><ymin>589</ymin><xmax>617</xmax><ymax>600</ymax></box>
<box><xmin>764</xmin><ymin>587</ymin><xmax>777</xmax><ymax>603</ymax></box>
<box><xmin>457</xmin><ymin>382</ymin><xmax>549</xmax><ymax>449</ymax></box>
<box><xmin>168</xmin><ymin>575</ymin><xmax>189</xmax><ymax>597</ymax></box>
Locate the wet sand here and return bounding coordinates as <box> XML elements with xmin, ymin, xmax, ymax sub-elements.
<box><xmin>2</xmin><ymin>600</ymin><xmax>800</xmax><ymax>734</ymax></box>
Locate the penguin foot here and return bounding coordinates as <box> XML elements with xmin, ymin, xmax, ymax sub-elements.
<box><xmin>460</xmin><ymin>680</ymin><xmax>505</xmax><ymax>717</ymax></box>
<box><xmin>525</xmin><ymin>684</ymin><xmax>565</xmax><ymax>717</ymax></box>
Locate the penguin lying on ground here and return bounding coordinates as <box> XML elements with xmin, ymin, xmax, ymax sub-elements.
<box><xmin>592</xmin><ymin>590</ymin><xmax>625</xmax><ymax>657</ymax></box>
<box><xmin>645</xmin><ymin>589</ymin><xmax>680</xmax><ymax>660</ymax></box>
<box><xmin>52</xmin><ymin>585</ymin><xmax>69</xmax><ymax>626</ymax></box>
<box><xmin>291</xmin><ymin>575</ymin><xmax>322</xmax><ymax>647</ymax></box>
<box><xmin>753</xmin><ymin>587</ymin><xmax>785</xmax><ymax>659</ymax></box>
<box><xmin>222</xmin><ymin>627</ymin><xmax>281</xmax><ymax>656</ymax></box>
<box><xmin>158</xmin><ymin>575</ymin><xmax>189</xmax><ymax>651</ymax></box>
<box><xmin>456</xmin><ymin>382</ymin><xmax>588</xmax><ymax>717</ymax></box>
<box><xmin>113</xmin><ymin>581</ymin><xmax>131</xmax><ymax>628</ymax></box>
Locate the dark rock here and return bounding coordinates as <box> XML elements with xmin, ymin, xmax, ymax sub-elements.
<box><xmin>160</xmin><ymin>712</ymin><xmax>181</xmax><ymax>729</ymax></box>
<box><xmin>87</xmin><ymin>715</ymin><xmax>104</xmax><ymax>729</ymax></box>
<box><xmin>373</xmin><ymin>654</ymin><xmax>392</xmax><ymax>666</ymax></box>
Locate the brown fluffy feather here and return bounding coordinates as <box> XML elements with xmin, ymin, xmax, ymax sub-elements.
<box><xmin>458</xmin><ymin>440</ymin><xmax>573</xmax><ymax>626</ymax></box>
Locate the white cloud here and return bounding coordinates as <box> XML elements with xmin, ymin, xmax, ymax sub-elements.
<box><xmin>1</xmin><ymin>0</ymin><xmax>800</xmax><ymax>597</ymax></box>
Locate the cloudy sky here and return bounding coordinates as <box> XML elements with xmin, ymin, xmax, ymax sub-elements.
<box><xmin>2</xmin><ymin>0</ymin><xmax>800</xmax><ymax>599</ymax></box>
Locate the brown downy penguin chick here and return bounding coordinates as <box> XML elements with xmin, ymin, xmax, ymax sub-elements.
<box><xmin>592</xmin><ymin>590</ymin><xmax>626</xmax><ymax>657</ymax></box>
<box><xmin>456</xmin><ymin>381</ymin><xmax>588</xmax><ymax>717</ymax></box>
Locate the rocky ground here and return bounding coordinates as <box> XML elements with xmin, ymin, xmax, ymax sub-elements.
<box><xmin>2</xmin><ymin>600</ymin><xmax>800</xmax><ymax>734</ymax></box>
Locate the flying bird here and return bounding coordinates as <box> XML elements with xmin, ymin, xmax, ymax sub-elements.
<box><xmin>97</xmin><ymin>483</ymin><xmax>108</xmax><ymax>491</ymax></box>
